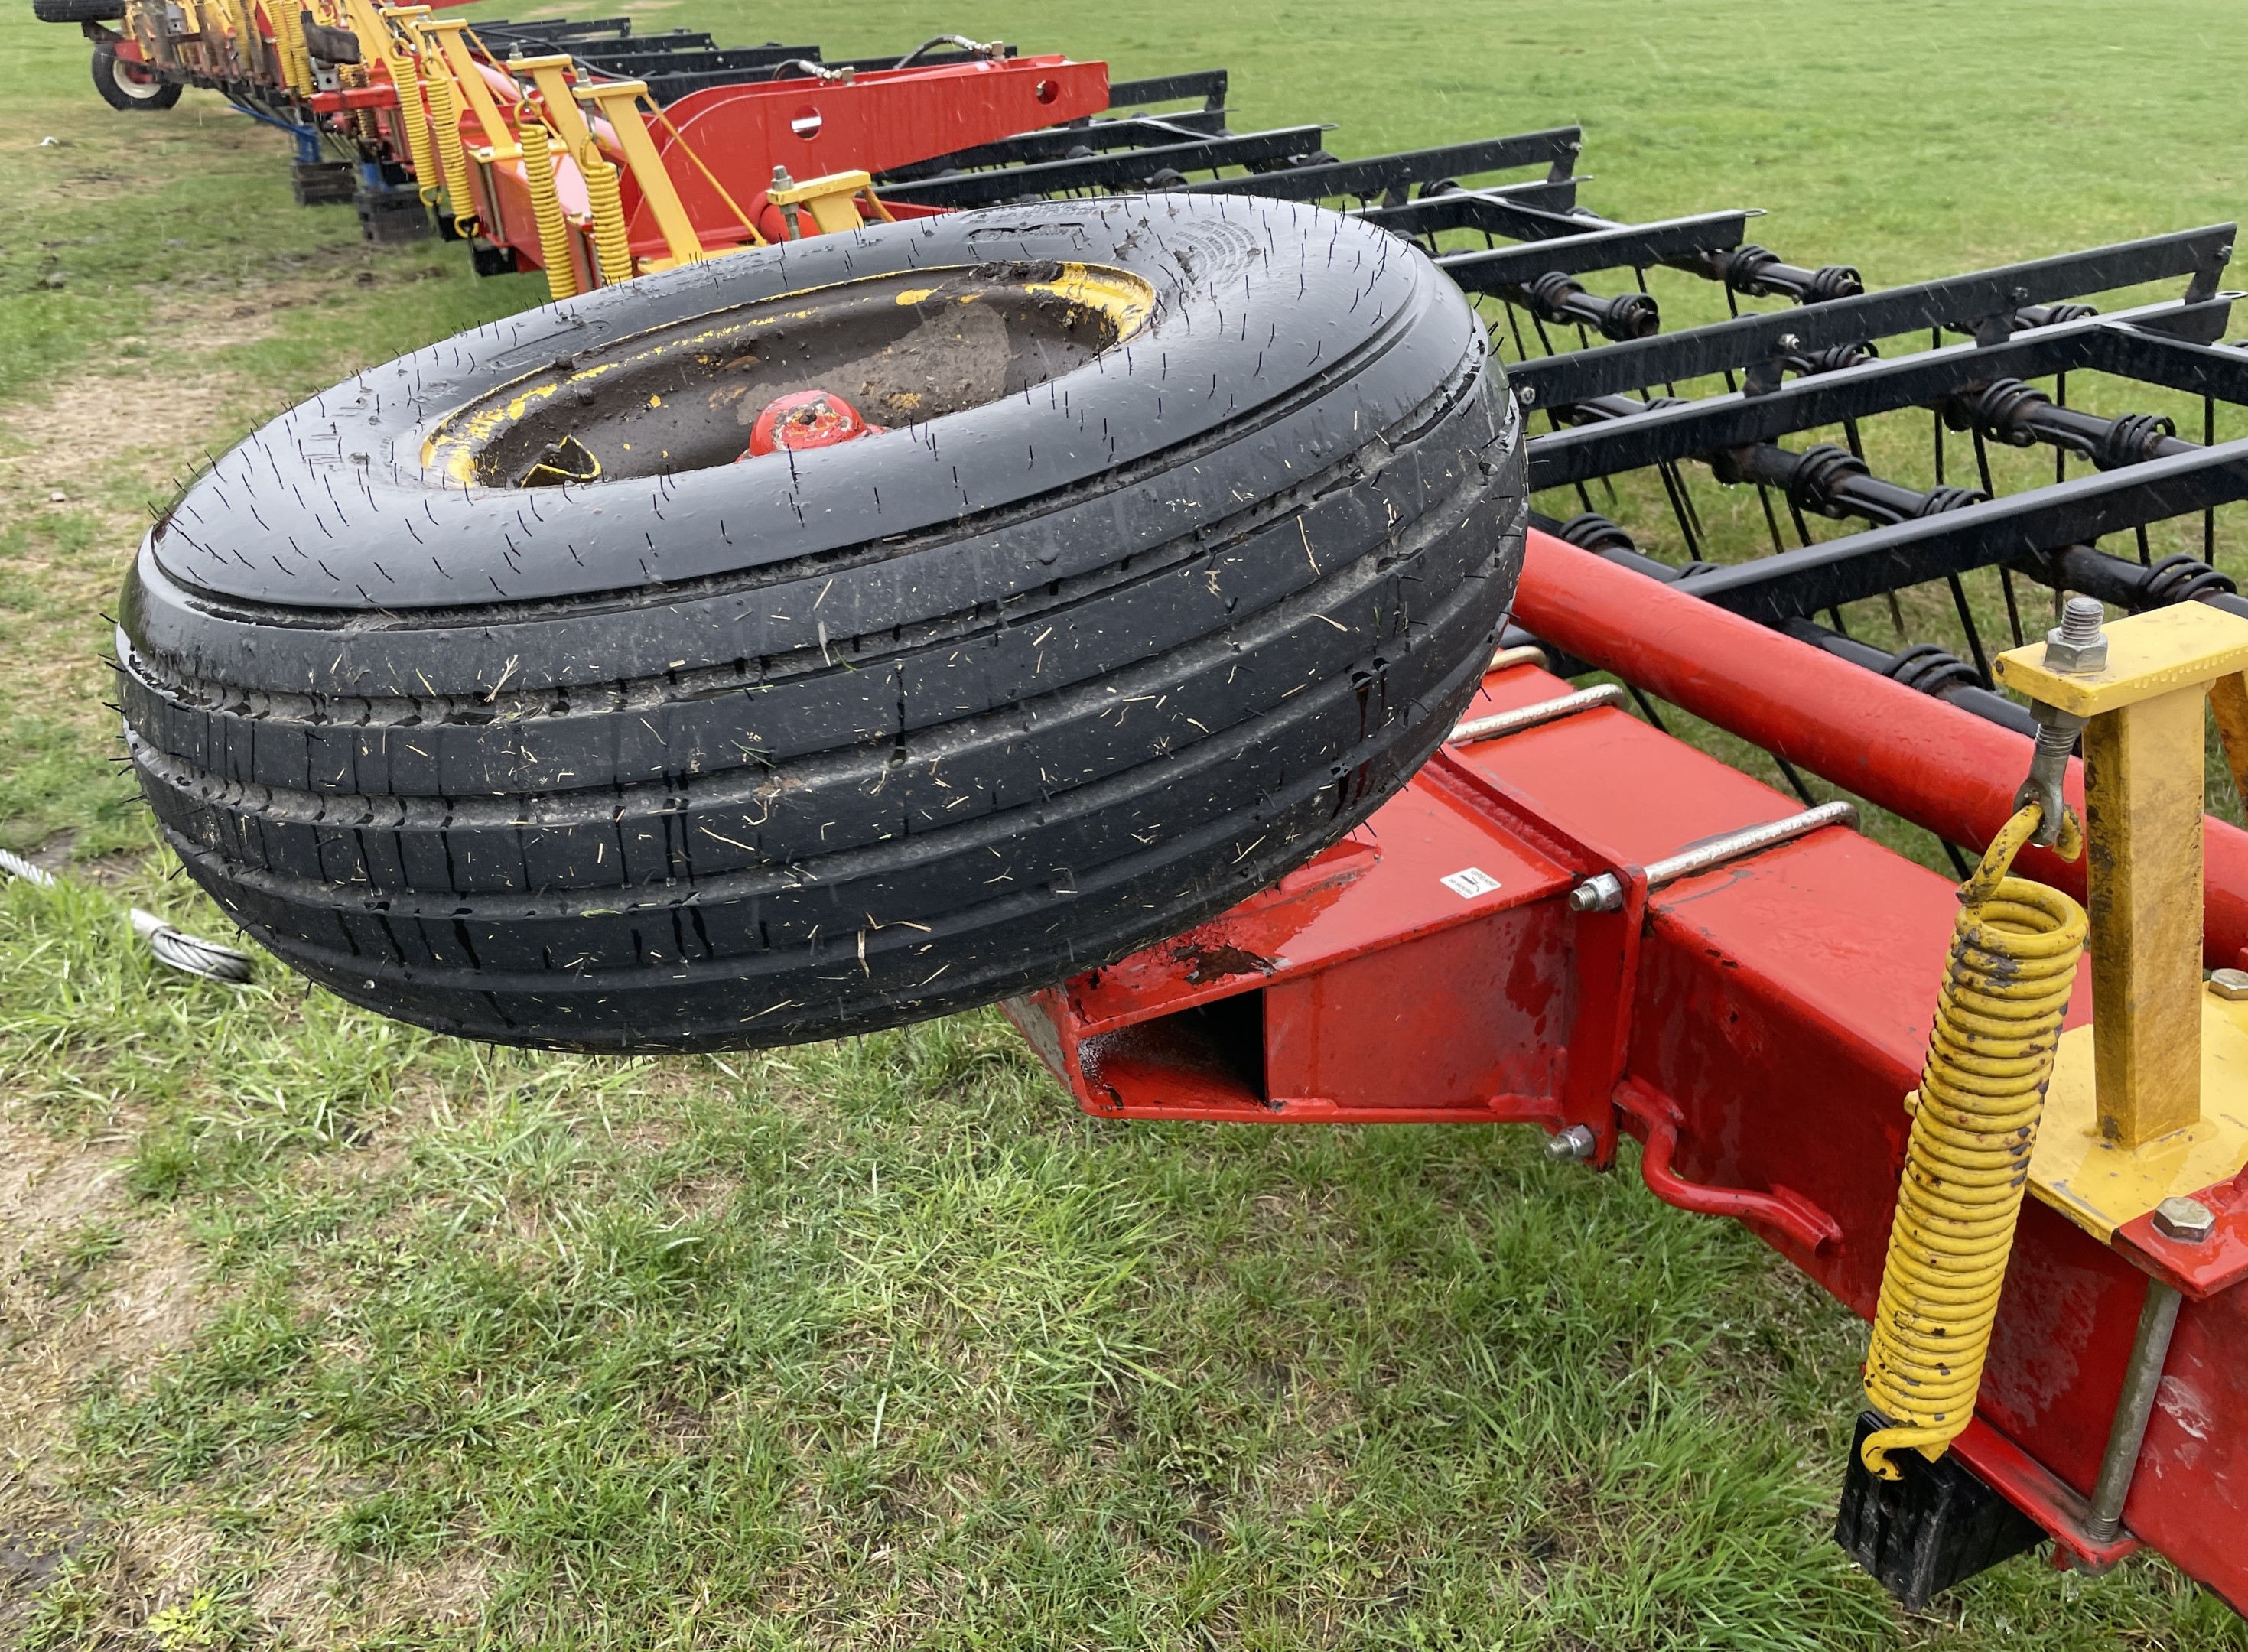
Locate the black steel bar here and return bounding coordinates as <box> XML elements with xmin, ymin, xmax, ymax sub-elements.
<box><xmin>1435</xmin><ymin>212</ymin><xmax>1749</xmax><ymax>294</ymax></box>
<box><xmin>1106</xmin><ymin>70</ymin><xmax>1228</xmax><ymax>112</ymax></box>
<box><xmin>477</xmin><ymin>18</ymin><xmax>640</xmax><ymax>44</ymax></box>
<box><xmin>877</xmin><ymin>126</ymin><xmax>1331</xmax><ymax>206</ymax></box>
<box><xmin>1672</xmin><ymin>434</ymin><xmax>2248</xmax><ymax>626</ymax></box>
<box><xmin>1505</xmin><ymin>227</ymin><xmax>2237</xmax><ymax>408</ymax></box>
<box><xmin>1188</xmin><ymin>130</ymin><xmax>1582</xmax><ymax>200</ymax></box>
<box><xmin>2088</xmin><ymin>324</ymin><xmax>2248</xmax><ymax>404</ymax></box>
<box><xmin>875</xmin><ymin>114</ymin><xmax>1231</xmax><ymax>182</ymax></box>
<box><xmin>1358</xmin><ymin>187</ymin><xmax>1607</xmax><ymax>241</ymax></box>
<box><xmin>1524</xmin><ymin>301</ymin><xmax>2237</xmax><ymax>490</ymax></box>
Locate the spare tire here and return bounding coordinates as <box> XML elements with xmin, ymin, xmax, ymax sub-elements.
<box><xmin>116</xmin><ymin>195</ymin><xmax>1525</xmax><ymax>1052</ymax></box>
<box><xmin>34</xmin><ymin>0</ymin><xmax>129</xmax><ymax>21</ymax></box>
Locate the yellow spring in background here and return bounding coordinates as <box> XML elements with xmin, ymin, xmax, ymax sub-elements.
<box><xmin>580</xmin><ymin>150</ymin><xmax>635</xmax><ymax>286</ymax></box>
<box><xmin>338</xmin><ymin>63</ymin><xmax>379</xmax><ymax>147</ymax></box>
<box><xmin>518</xmin><ymin>121</ymin><xmax>581</xmax><ymax>302</ymax></box>
<box><xmin>386</xmin><ymin>47</ymin><xmax>441</xmax><ymax>206</ymax></box>
<box><xmin>421</xmin><ymin>63</ymin><xmax>479</xmax><ymax>235</ymax></box>
<box><xmin>1861</xmin><ymin>803</ymin><xmax>2087</xmax><ymax>1478</ymax></box>
<box><xmin>275</xmin><ymin>0</ymin><xmax>316</xmax><ymax>98</ymax></box>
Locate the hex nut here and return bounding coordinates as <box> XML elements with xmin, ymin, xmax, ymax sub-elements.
<box><xmin>2041</xmin><ymin>627</ymin><xmax>2109</xmax><ymax>673</ymax></box>
<box><xmin>1544</xmin><ymin>1124</ymin><xmax>1598</xmax><ymax>1163</ymax></box>
<box><xmin>2211</xmin><ymin>968</ymin><xmax>2248</xmax><ymax>1002</ymax></box>
<box><xmin>2153</xmin><ymin>1195</ymin><xmax>2217</xmax><ymax>1244</ymax></box>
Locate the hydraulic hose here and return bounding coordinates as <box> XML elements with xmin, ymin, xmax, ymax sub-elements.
<box><xmin>1860</xmin><ymin>803</ymin><xmax>2087</xmax><ymax>1478</ymax></box>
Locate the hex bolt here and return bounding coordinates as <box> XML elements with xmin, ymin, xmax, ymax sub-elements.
<box><xmin>2042</xmin><ymin>593</ymin><xmax>2109</xmax><ymax>673</ymax></box>
<box><xmin>1545</xmin><ymin>1124</ymin><xmax>1598</xmax><ymax>1163</ymax></box>
<box><xmin>2210</xmin><ymin>967</ymin><xmax>2248</xmax><ymax>1002</ymax></box>
<box><xmin>1516</xmin><ymin>384</ymin><xmax>1539</xmax><ymax>407</ymax></box>
<box><xmin>1778</xmin><ymin>333</ymin><xmax>1801</xmax><ymax>352</ymax></box>
<box><xmin>2153</xmin><ymin>1195</ymin><xmax>2217</xmax><ymax>1244</ymax></box>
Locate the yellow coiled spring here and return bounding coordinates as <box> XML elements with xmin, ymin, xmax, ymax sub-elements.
<box><xmin>420</xmin><ymin>59</ymin><xmax>479</xmax><ymax>236</ymax></box>
<box><xmin>518</xmin><ymin>119</ymin><xmax>581</xmax><ymax>302</ymax></box>
<box><xmin>580</xmin><ymin>150</ymin><xmax>635</xmax><ymax>286</ymax></box>
<box><xmin>1861</xmin><ymin>803</ymin><xmax>2087</xmax><ymax>1478</ymax></box>
<box><xmin>386</xmin><ymin>44</ymin><xmax>441</xmax><ymax>206</ymax></box>
<box><xmin>270</xmin><ymin>0</ymin><xmax>314</xmax><ymax>97</ymax></box>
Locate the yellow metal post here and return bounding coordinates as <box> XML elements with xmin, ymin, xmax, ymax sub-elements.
<box><xmin>1993</xmin><ymin>600</ymin><xmax>2248</xmax><ymax>1239</ymax></box>
<box><xmin>2081</xmin><ymin>690</ymin><xmax>2208</xmax><ymax>1146</ymax></box>
<box><xmin>573</xmin><ymin>80</ymin><xmax>705</xmax><ymax>268</ymax></box>
<box><xmin>416</xmin><ymin>18</ymin><xmax>519</xmax><ymax>161</ymax></box>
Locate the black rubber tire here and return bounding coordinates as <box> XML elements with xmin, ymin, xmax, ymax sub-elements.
<box><xmin>91</xmin><ymin>44</ymin><xmax>181</xmax><ymax>109</ymax></box>
<box><xmin>117</xmin><ymin>195</ymin><xmax>1525</xmax><ymax>1052</ymax></box>
<box><xmin>34</xmin><ymin>0</ymin><xmax>126</xmax><ymax>19</ymax></box>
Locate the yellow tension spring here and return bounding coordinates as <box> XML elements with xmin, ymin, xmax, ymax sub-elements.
<box><xmin>271</xmin><ymin>0</ymin><xmax>314</xmax><ymax>97</ymax></box>
<box><xmin>420</xmin><ymin>58</ymin><xmax>479</xmax><ymax>235</ymax></box>
<box><xmin>1861</xmin><ymin>803</ymin><xmax>2087</xmax><ymax>1478</ymax></box>
<box><xmin>580</xmin><ymin>149</ymin><xmax>635</xmax><ymax>286</ymax></box>
<box><xmin>386</xmin><ymin>44</ymin><xmax>441</xmax><ymax>206</ymax></box>
<box><xmin>518</xmin><ymin>119</ymin><xmax>581</xmax><ymax>303</ymax></box>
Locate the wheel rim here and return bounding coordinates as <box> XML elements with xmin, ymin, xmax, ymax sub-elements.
<box><xmin>109</xmin><ymin>56</ymin><xmax>168</xmax><ymax>100</ymax></box>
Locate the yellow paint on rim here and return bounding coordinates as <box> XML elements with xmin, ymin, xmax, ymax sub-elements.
<box><xmin>425</xmin><ymin>264</ymin><xmax>1157</xmax><ymax>486</ymax></box>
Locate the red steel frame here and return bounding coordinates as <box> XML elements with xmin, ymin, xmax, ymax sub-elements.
<box><xmin>1004</xmin><ymin>528</ymin><xmax>2248</xmax><ymax>1605</ymax></box>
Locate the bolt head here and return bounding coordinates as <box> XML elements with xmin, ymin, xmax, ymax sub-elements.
<box><xmin>2153</xmin><ymin>1195</ymin><xmax>2217</xmax><ymax>1244</ymax></box>
<box><xmin>2041</xmin><ymin>626</ymin><xmax>2109</xmax><ymax>673</ymax></box>
<box><xmin>1777</xmin><ymin>333</ymin><xmax>1801</xmax><ymax>351</ymax></box>
<box><xmin>2211</xmin><ymin>968</ymin><xmax>2248</xmax><ymax>1002</ymax></box>
<box><xmin>1515</xmin><ymin>384</ymin><xmax>1538</xmax><ymax>407</ymax></box>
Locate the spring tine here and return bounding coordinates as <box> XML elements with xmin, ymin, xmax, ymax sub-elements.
<box><xmin>1886</xmin><ymin>590</ymin><xmax>1908</xmax><ymax>641</ymax></box>
<box><xmin>1625</xmin><ymin>681</ymin><xmax>1670</xmax><ymax>732</ymax></box>
<box><xmin>1754</xmin><ymin>484</ymin><xmax>1787</xmax><ymax>556</ymax></box>
<box><xmin>2056</xmin><ymin>371</ymin><xmax>2068</xmax><ymax>486</ymax></box>
<box><xmin>2136</xmin><ymin>523</ymin><xmax>2154</xmax><ymax>566</ymax></box>
<box><xmin>1787</xmin><ymin>496</ymin><xmax>1818</xmax><ymax>551</ymax></box>
<box><xmin>1673</xmin><ymin>458</ymin><xmax>1707</xmax><ymax>539</ymax></box>
<box><xmin>2000</xmin><ymin>566</ymin><xmax>2025</xmax><ymax>649</ymax></box>
<box><xmin>1947</xmin><ymin>572</ymin><xmax>1993</xmax><ymax>687</ymax></box>
<box><xmin>2208</xmin><ymin>394</ymin><xmax>2220</xmax><ymax>565</ymax></box>
<box><xmin>1773</xmin><ymin>753</ymin><xmax>1818</xmax><ymax>807</ymax></box>
<box><xmin>1843</xmin><ymin>418</ymin><xmax>1866</xmax><ymax>461</ymax></box>
<box><xmin>1972</xmin><ymin>427</ymin><xmax>1998</xmax><ymax>499</ymax></box>
<box><xmin>1656</xmin><ymin>462</ymin><xmax>1703</xmax><ymax>561</ymax></box>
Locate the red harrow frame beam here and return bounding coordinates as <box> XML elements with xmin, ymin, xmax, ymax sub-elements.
<box><xmin>43</xmin><ymin>0</ymin><xmax>2248</xmax><ymax>1618</ymax></box>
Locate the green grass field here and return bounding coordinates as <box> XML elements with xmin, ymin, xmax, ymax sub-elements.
<box><xmin>4</xmin><ymin>2</ymin><xmax>2248</xmax><ymax>1645</ymax></box>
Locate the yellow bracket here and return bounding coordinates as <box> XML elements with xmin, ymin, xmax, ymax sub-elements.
<box><xmin>1994</xmin><ymin>601</ymin><xmax>2248</xmax><ymax>1237</ymax></box>
<box><xmin>572</xmin><ymin>80</ymin><xmax>706</xmax><ymax>269</ymax></box>
<box><xmin>415</xmin><ymin>17</ymin><xmax>519</xmax><ymax>161</ymax></box>
<box><xmin>768</xmin><ymin>169</ymin><xmax>890</xmax><ymax>236</ymax></box>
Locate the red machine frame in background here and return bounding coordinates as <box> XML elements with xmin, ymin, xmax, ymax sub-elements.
<box><xmin>1005</xmin><ymin>529</ymin><xmax>2248</xmax><ymax>1608</ymax></box>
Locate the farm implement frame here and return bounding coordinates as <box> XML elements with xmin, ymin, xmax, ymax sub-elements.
<box><xmin>43</xmin><ymin>0</ymin><xmax>2248</xmax><ymax>1622</ymax></box>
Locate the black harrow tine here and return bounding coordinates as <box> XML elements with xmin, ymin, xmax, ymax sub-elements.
<box><xmin>1946</xmin><ymin>574</ymin><xmax>1994</xmax><ymax>687</ymax></box>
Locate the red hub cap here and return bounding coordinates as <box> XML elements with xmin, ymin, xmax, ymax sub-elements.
<box><xmin>740</xmin><ymin>389</ymin><xmax>879</xmax><ymax>459</ymax></box>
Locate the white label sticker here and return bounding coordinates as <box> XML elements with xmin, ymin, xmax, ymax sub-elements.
<box><xmin>1440</xmin><ymin>867</ymin><xmax>1503</xmax><ymax>899</ymax></box>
